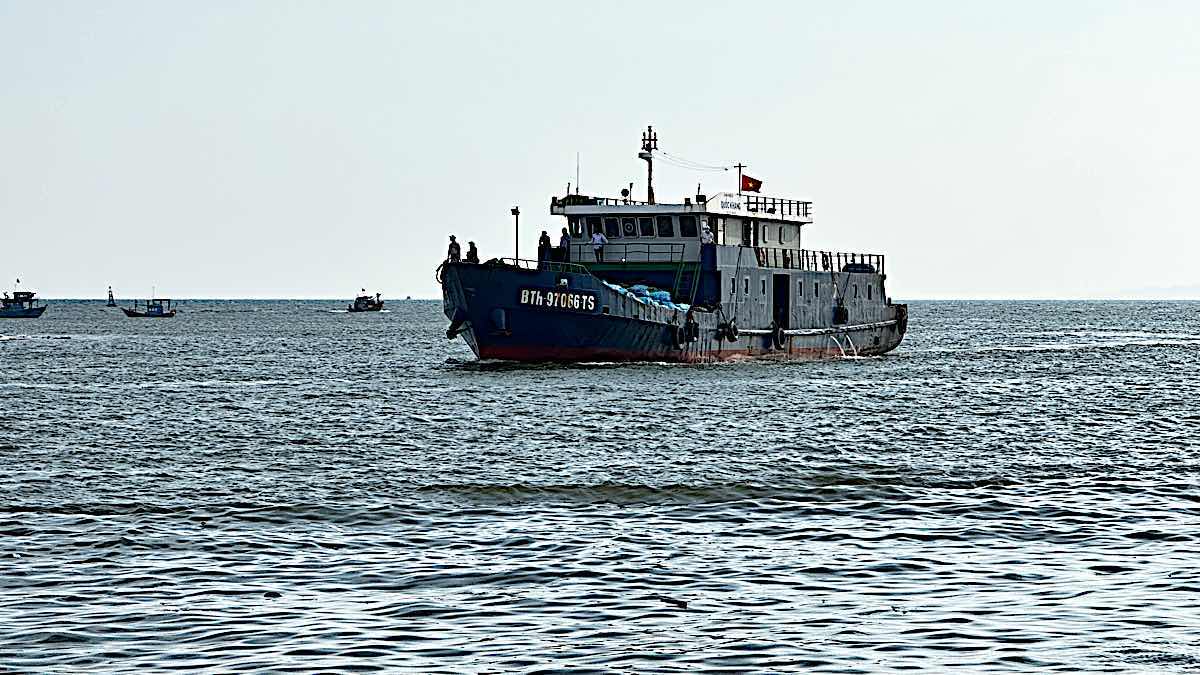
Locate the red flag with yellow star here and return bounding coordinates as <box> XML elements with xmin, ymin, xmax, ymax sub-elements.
<box><xmin>741</xmin><ymin>174</ymin><xmax>762</xmax><ymax>193</ymax></box>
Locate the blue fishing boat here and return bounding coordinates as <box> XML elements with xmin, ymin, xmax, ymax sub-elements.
<box><xmin>122</xmin><ymin>298</ymin><xmax>176</xmax><ymax>318</ymax></box>
<box><xmin>0</xmin><ymin>291</ymin><xmax>46</xmax><ymax>319</ymax></box>
<box><xmin>439</xmin><ymin>126</ymin><xmax>908</xmax><ymax>362</ymax></box>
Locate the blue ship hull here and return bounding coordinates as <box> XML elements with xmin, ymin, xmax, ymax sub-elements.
<box><xmin>441</xmin><ymin>262</ymin><xmax>906</xmax><ymax>363</ymax></box>
<box><xmin>0</xmin><ymin>306</ymin><xmax>46</xmax><ymax>319</ymax></box>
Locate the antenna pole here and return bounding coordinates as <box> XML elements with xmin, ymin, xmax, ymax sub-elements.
<box><xmin>576</xmin><ymin>152</ymin><xmax>580</xmax><ymax>195</ymax></box>
<box><xmin>639</xmin><ymin>125</ymin><xmax>658</xmax><ymax>204</ymax></box>
<box><xmin>511</xmin><ymin>206</ymin><xmax>520</xmax><ymax>260</ymax></box>
<box><xmin>735</xmin><ymin>163</ymin><xmax>746</xmax><ymax>196</ymax></box>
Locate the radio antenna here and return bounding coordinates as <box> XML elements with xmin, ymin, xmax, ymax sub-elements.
<box><xmin>638</xmin><ymin>125</ymin><xmax>658</xmax><ymax>204</ymax></box>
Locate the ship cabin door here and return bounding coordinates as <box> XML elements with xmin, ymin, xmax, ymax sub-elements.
<box><xmin>772</xmin><ymin>274</ymin><xmax>790</xmax><ymax>329</ymax></box>
<box><xmin>741</xmin><ymin>220</ymin><xmax>761</xmax><ymax>247</ymax></box>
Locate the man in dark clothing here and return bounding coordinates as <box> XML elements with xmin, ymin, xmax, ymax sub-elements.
<box><xmin>559</xmin><ymin>227</ymin><xmax>571</xmax><ymax>263</ymax></box>
<box><xmin>465</xmin><ymin>241</ymin><xmax>479</xmax><ymax>264</ymax></box>
<box><xmin>447</xmin><ymin>235</ymin><xmax>461</xmax><ymax>262</ymax></box>
<box><xmin>537</xmin><ymin>230</ymin><xmax>552</xmax><ymax>262</ymax></box>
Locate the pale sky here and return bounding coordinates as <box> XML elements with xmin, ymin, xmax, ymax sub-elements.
<box><xmin>2</xmin><ymin>1</ymin><xmax>1197</xmax><ymax>299</ymax></box>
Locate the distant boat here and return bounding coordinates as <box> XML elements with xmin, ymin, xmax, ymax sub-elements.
<box><xmin>0</xmin><ymin>290</ymin><xmax>46</xmax><ymax>319</ymax></box>
<box><xmin>106</xmin><ymin>286</ymin><xmax>117</xmax><ymax>307</ymax></box>
<box><xmin>122</xmin><ymin>298</ymin><xmax>176</xmax><ymax>318</ymax></box>
<box><xmin>348</xmin><ymin>291</ymin><xmax>384</xmax><ymax>313</ymax></box>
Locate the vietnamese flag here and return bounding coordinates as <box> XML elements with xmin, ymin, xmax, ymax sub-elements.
<box><xmin>741</xmin><ymin>174</ymin><xmax>762</xmax><ymax>193</ymax></box>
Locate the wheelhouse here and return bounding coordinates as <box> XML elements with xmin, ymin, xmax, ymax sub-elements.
<box><xmin>1</xmin><ymin>291</ymin><xmax>41</xmax><ymax>310</ymax></box>
<box><xmin>552</xmin><ymin>191</ymin><xmax>812</xmax><ymax>265</ymax></box>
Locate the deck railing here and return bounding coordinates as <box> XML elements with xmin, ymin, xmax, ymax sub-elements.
<box><xmin>552</xmin><ymin>194</ymin><xmax>654</xmax><ymax>209</ymax></box>
<box><xmin>753</xmin><ymin>247</ymin><xmax>885</xmax><ymax>274</ymax></box>
<box><xmin>483</xmin><ymin>258</ymin><xmax>596</xmax><ymax>275</ymax></box>
<box><xmin>570</xmin><ymin>241</ymin><xmax>687</xmax><ymax>263</ymax></box>
<box><xmin>552</xmin><ymin>193</ymin><xmax>813</xmax><ymax>218</ymax></box>
<box><xmin>742</xmin><ymin>195</ymin><xmax>813</xmax><ymax>218</ymax></box>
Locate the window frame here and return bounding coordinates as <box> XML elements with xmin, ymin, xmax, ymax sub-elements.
<box><xmin>638</xmin><ymin>216</ymin><xmax>655</xmax><ymax>237</ymax></box>
<box><xmin>678</xmin><ymin>215</ymin><xmax>698</xmax><ymax>238</ymax></box>
<box><xmin>621</xmin><ymin>216</ymin><xmax>638</xmax><ymax>238</ymax></box>
<box><xmin>603</xmin><ymin>217</ymin><xmax>620</xmax><ymax>239</ymax></box>
<box><xmin>656</xmin><ymin>215</ymin><xmax>675</xmax><ymax>238</ymax></box>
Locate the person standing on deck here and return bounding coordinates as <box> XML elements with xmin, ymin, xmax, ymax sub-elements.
<box><xmin>559</xmin><ymin>227</ymin><xmax>571</xmax><ymax>263</ymax></box>
<box><xmin>590</xmin><ymin>230</ymin><xmax>608</xmax><ymax>262</ymax></box>
<box><xmin>447</xmin><ymin>235</ymin><xmax>461</xmax><ymax>262</ymax></box>
<box><xmin>538</xmin><ymin>230</ymin><xmax>552</xmax><ymax>262</ymax></box>
<box><xmin>465</xmin><ymin>241</ymin><xmax>479</xmax><ymax>264</ymax></box>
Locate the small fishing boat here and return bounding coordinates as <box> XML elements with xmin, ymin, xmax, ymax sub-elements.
<box><xmin>0</xmin><ymin>290</ymin><xmax>46</xmax><ymax>319</ymax></box>
<box><xmin>122</xmin><ymin>298</ymin><xmax>176</xmax><ymax>318</ymax></box>
<box><xmin>106</xmin><ymin>286</ymin><xmax>117</xmax><ymax>307</ymax></box>
<box><xmin>348</xmin><ymin>291</ymin><xmax>384</xmax><ymax>312</ymax></box>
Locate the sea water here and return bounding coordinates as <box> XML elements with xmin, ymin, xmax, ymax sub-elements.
<box><xmin>1</xmin><ymin>300</ymin><xmax>1198</xmax><ymax>672</ymax></box>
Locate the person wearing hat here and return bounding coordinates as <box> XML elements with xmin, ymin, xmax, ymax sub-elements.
<box><xmin>447</xmin><ymin>235</ymin><xmax>461</xmax><ymax>262</ymax></box>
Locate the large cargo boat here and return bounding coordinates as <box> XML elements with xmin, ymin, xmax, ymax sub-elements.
<box><xmin>439</xmin><ymin>127</ymin><xmax>907</xmax><ymax>362</ymax></box>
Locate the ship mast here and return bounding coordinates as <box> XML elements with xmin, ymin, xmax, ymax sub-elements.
<box><xmin>638</xmin><ymin>125</ymin><xmax>658</xmax><ymax>204</ymax></box>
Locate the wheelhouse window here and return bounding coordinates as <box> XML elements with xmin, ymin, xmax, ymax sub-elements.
<box><xmin>730</xmin><ymin>277</ymin><xmax>736</xmax><ymax>297</ymax></box>
<box><xmin>604</xmin><ymin>217</ymin><xmax>620</xmax><ymax>239</ymax></box>
<box><xmin>763</xmin><ymin>226</ymin><xmax>770</xmax><ymax>244</ymax></box>
<box><xmin>586</xmin><ymin>216</ymin><xmax>601</xmax><ymax>236</ymax></box>
<box><xmin>679</xmin><ymin>215</ymin><xmax>698</xmax><ymax>238</ymax></box>
<box><xmin>621</xmin><ymin>217</ymin><xmax>638</xmax><ymax>238</ymax></box>
<box><xmin>741</xmin><ymin>220</ymin><xmax>752</xmax><ymax>246</ymax></box>
<box><xmin>656</xmin><ymin>215</ymin><xmax>674</xmax><ymax>237</ymax></box>
<box><xmin>853</xmin><ymin>284</ymin><xmax>859</xmax><ymax>298</ymax></box>
<box><xmin>638</xmin><ymin>216</ymin><xmax>654</xmax><ymax>237</ymax></box>
<box><xmin>867</xmin><ymin>285</ymin><xmax>873</xmax><ymax>300</ymax></box>
<box><xmin>568</xmin><ymin>216</ymin><xmax>582</xmax><ymax>237</ymax></box>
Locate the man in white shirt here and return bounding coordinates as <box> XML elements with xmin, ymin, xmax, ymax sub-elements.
<box><xmin>591</xmin><ymin>230</ymin><xmax>608</xmax><ymax>261</ymax></box>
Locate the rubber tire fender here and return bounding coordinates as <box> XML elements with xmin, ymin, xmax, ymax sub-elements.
<box><xmin>725</xmin><ymin>319</ymin><xmax>739</xmax><ymax>342</ymax></box>
<box><xmin>771</xmin><ymin>322</ymin><xmax>785</xmax><ymax>350</ymax></box>
<box><xmin>669</xmin><ymin>324</ymin><xmax>685</xmax><ymax>350</ymax></box>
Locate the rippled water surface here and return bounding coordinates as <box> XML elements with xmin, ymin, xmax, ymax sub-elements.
<box><xmin>2</xmin><ymin>299</ymin><xmax>1199</xmax><ymax>673</ymax></box>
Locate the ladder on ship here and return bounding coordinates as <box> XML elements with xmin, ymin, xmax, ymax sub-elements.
<box><xmin>671</xmin><ymin>261</ymin><xmax>702</xmax><ymax>304</ymax></box>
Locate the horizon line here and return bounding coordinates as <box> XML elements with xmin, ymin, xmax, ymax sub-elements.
<box><xmin>27</xmin><ymin>296</ymin><xmax>1200</xmax><ymax>302</ymax></box>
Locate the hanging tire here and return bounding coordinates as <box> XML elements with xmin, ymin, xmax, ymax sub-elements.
<box><xmin>669</xmin><ymin>324</ymin><xmax>685</xmax><ymax>350</ymax></box>
<box><xmin>771</xmin><ymin>322</ymin><xmax>786</xmax><ymax>350</ymax></box>
<box><xmin>725</xmin><ymin>319</ymin><xmax>739</xmax><ymax>342</ymax></box>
